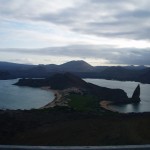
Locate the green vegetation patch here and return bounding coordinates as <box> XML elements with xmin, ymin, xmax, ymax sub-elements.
<box><xmin>68</xmin><ymin>94</ymin><xmax>100</xmax><ymax>112</ymax></box>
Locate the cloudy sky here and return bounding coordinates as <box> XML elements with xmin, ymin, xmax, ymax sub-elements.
<box><xmin>0</xmin><ymin>0</ymin><xmax>150</xmax><ymax>66</ymax></box>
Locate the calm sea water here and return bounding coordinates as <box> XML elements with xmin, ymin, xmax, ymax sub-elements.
<box><xmin>0</xmin><ymin>79</ymin><xmax>54</xmax><ymax>110</ymax></box>
<box><xmin>84</xmin><ymin>79</ymin><xmax>150</xmax><ymax>113</ymax></box>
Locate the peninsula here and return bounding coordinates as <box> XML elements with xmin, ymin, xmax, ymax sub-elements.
<box><xmin>15</xmin><ymin>72</ymin><xmax>141</xmax><ymax>111</ymax></box>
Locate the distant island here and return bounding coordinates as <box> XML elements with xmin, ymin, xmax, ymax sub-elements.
<box><xmin>14</xmin><ymin>72</ymin><xmax>141</xmax><ymax>111</ymax></box>
<box><xmin>0</xmin><ymin>60</ymin><xmax>150</xmax><ymax>84</ymax></box>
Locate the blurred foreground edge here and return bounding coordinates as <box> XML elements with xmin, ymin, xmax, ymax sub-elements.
<box><xmin>0</xmin><ymin>145</ymin><xmax>150</xmax><ymax>150</ymax></box>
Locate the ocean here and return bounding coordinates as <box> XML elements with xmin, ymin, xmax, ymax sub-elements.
<box><xmin>0</xmin><ymin>79</ymin><xmax>54</xmax><ymax>110</ymax></box>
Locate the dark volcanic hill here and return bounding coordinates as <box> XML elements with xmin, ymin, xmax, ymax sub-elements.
<box><xmin>46</xmin><ymin>72</ymin><xmax>88</xmax><ymax>89</ymax></box>
<box><xmin>1</xmin><ymin>60</ymin><xmax>150</xmax><ymax>84</ymax></box>
<box><xmin>15</xmin><ymin>72</ymin><xmax>88</xmax><ymax>89</ymax></box>
<box><xmin>98</xmin><ymin>66</ymin><xmax>140</xmax><ymax>81</ymax></box>
<box><xmin>59</xmin><ymin>60</ymin><xmax>94</xmax><ymax>72</ymax></box>
<box><xmin>124</xmin><ymin>65</ymin><xmax>147</xmax><ymax>70</ymax></box>
<box><xmin>19</xmin><ymin>60</ymin><xmax>94</xmax><ymax>74</ymax></box>
<box><xmin>0</xmin><ymin>71</ymin><xmax>13</xmax><ymax>79</ymax></box>
<box><xmin>0</xmin><ymin>61</ymin><xmax>34</xmax><ymax>71</ymax></box>
<box><xmin>137</xmin><ymin>68</ymin><xmax>150</xmax><ymax>83</ymax></box>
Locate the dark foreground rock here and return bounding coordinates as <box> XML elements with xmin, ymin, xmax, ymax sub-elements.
<box><xmin>0</xmin><ymin>108</ymin><xmax>150</xmax><ymax>146</ymax></box>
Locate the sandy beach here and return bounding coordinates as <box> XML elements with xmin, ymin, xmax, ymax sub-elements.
<box><xmin>40</xmin><ymin>87</ymin><xmax>63</xmax><ymax>109</ymax></box>
<box><xmin>100</xmin><ymin>100</ymin><xmax>118</xmax><ymax>112</ymax></box>
<box><xmin>40</xmin><ymin>87</ymin><xmax>85</xmax><ymax>109</ymax></box>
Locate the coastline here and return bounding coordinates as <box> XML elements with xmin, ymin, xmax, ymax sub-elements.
<box><xmin>40</xmin><ymin>87</ymin><xmax>63</xmax><ymax>109</ymax></box>
<box><xmin>100</xmin><ymin>100</ymin><xmax>118</xmax><ymax>112</ymax></box>
<box><xmin>40</xmin><ymin>87</ymin><xmax>84</xmax><ymax>109</ymax></box>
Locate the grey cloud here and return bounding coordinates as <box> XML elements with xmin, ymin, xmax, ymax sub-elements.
<box><xmin>112</xmin><ymin>50</ymin><xmax>150</xmax><ymax>65</ymax></box>
<box><xmin>118</xmin><ymin>10</ymin><xmax>150</xmax><ymax>18</ymax></box>
<box><xmin>34</xmin><ymin>0</ymin><xmax>150</xmax><ymax>40</ymax></box>
<box><xmin>1</xmin><ymin>0</ymin><xmax>150</xmax><ymax>40</ymax></box>
<box><xmin>90</xmin><ymin>0</ymin><xmax>131</xmax><ymax>3</ymax></box>
<box><xmin>0</xmin><ymin>0</ymin><xmax>150</xmax><ymax>66</ymax></box>
<box><xmin>74</xmin><ymin>22</ymin><xmax>150</xmax><ymax>40</ymax></box>
<box><xmin>1</xmin><ymin>45</ymin><xmax>150</xmax><ymax>65</ymax></box>
<box><xmin>36</xmin><ymin>10</ymin><xmax>75</xmax><ymax>25</ymax></box>
<box><xmin>73</xmin><ymin>9</ymin><xmax>150</xmax><ymax>40</ymax></box>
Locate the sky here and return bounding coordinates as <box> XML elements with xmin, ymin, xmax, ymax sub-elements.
<box><xmin>0</xmin><ymin>0</ymin><xmax>150</xmax><ymax>66</ymax></box>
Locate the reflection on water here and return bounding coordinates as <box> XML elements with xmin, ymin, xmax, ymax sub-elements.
<box><xmin>84</xmin><ymin>78</ymin><xmax>150</xmax><ymax>113</ymax></box>
<box><xmin>132</xmin><ymin>103</ymin><xmax>140</xmax><ymax>111</ymax></box>
<box><xmin>111</xmin><ymin>103</ymin><xmax>141</xmax><ymax>113</ymax></box>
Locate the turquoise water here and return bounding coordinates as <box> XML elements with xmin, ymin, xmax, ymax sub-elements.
<box><xmin>84</xmin><ymin>79</ymin><xmax>150</xmax><ymax>113</ymax></box>
<box><xmin>0</xmin><ymin>79</ymin><xmax>54</xmax><ymax>110</ymax></box>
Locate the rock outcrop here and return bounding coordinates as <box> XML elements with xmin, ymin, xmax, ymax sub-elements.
<box><xmin>131</xmin><ymin>84</ymin><xmax>141</xmax><ymax>103</ymax></box>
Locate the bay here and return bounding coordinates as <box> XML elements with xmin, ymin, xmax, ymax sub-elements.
<box><xmin>84</xmin><ymin>79</ymin><xmax>150</xmax><ymax>113</ymax></box>
<box><xmin>0</xmin><ymin>79</ymin><xmax>54</xmax><ymax>110</ymax></box>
